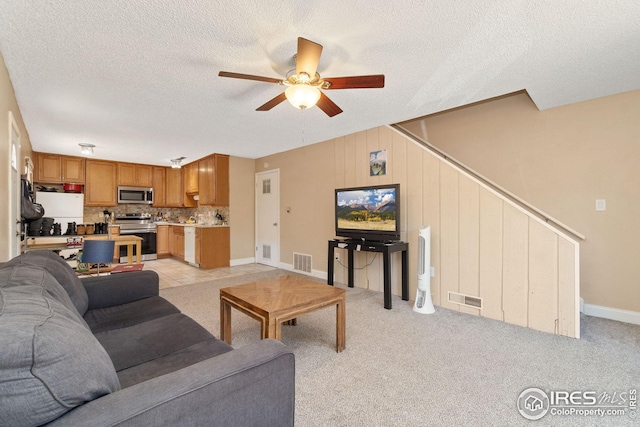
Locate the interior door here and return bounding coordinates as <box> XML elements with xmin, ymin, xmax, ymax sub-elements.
<box><xmin>255</xmin><ymin>169</ymin><xmax>279</xmax><ymax>267</ymax></box>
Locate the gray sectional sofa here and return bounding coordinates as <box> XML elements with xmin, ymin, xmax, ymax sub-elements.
<box><xmin>0</xmin><ymin>251</ymin><xmax>295</xmax><ymax>427</ymax></box>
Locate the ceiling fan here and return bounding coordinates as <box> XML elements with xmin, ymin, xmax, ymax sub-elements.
<box><xmin>218</xmin><ymin>37</ymin><xmax>385</xmax><ymax>117</ymax></box>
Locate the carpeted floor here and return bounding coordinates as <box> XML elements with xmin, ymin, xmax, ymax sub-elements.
<box><xmin>160</xmin><ymin>270</ymin><xmax>640</xmax><ymax>427</ymax></box>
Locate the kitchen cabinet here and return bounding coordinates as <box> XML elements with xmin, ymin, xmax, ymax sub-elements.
<box><xmin>195</xmin><ymin>227</ymin><xmax>230</xmax><ymax>269</ymax></box>
<box><xmin>85</xmin><ymin>160</ymin><xmax>117</xmax><ymax>206</ymax></box>
<box><xmin>167</xmin><ymin>225</ymin><xmax>229</xmax><ymax>268</ymax></box>
<box><xmin>152</xmin><ymin>166</ymin><xmax>166</xmax><ymax>207</ymax></box>
<box><xmin>184</xmin><ymin>162</ymin><xmax>199</xmax><ymax>194</ymax></box>
<box><xmin>165</xmin><ymin>167</ymin><xmax>183</xmax><ymax>207</ymax></box>
<box><xmin>118</xmin><ymin>163</ymin><xmax>153</xmax><ymax>187</ymax></box>
<box><xmin>156</xmin><ymin>224</ymin><xmax>170</xmax><ymax>256</ymax></box>
<box><xmin>35</xmin><ymin>153</ymin><xmax>85</xmax><ymax>184</ymax></box>
<box><xmin>182</xmin><ymin>162</ymin><xmax>198</xmax><ymax>208</ymax></box>
<box><xmin>198</xmin><ymin>154</ymin><xmax>229</xmax><ymax>206</ymax></box>
<box><xmin>169</xmin><ymin>225</ymin><xmax>184</xmax><ymax>259</ymax></box>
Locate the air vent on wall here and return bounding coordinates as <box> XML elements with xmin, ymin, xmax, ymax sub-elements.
<box><xmin>293</xmin><ymin>252</ymin><xmax>312</xmax><ymax>274</ymax></box>
<box><xmin>448</xmin><ymin>291</ymin><xmax>483</xmax><ymax>309</ymax></box>
<box><xmin>262</xmin><ymin>245</ymin><xmax>271</xmax><ymax>260</ymax></box>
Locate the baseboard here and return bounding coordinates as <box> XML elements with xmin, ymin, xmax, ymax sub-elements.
<box><xmin>278</xmin><ymin>262</ymin><xmax>327</xmax><ymax>281</ymax></box>
<box><xmin>583</xmin><ymin>303</ymin><xmax>640</xmax><ymax>326</ymax></box>
<box><xmin>230</xmin><ymin>257</ymin><xmax>255</xmax><ymax>266</ymax></box>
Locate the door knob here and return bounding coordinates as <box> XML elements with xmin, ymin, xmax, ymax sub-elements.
<box><xmin>273</xmin><ymin>222</ymin><xmax>278</xmax><ymax>226</ymax></box>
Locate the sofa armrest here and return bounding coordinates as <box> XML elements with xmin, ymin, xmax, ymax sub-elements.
<box><xmin>45</xmin><ymin>339</ymin><xmax>295</xmax><ymax>427</ymax></box>
<box><xmin>82</xmin><ymin>271</ymin><xmax>160</xmax><ymax>310</ymax></box>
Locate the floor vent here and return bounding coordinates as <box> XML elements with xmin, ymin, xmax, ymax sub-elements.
<box><xmin>293</xmin><ymin>252</ymin><xmax>312</xmax><ymax>274</ymax></box>
<box><xmin>448</xmin><ymin>291</ymin><xmax>483</xmax><ymax>309</ymax></box>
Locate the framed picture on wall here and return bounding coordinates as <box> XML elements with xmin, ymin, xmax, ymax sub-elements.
<box><xmin>370</xmin><ymin>149</ymin><xmax>387</xmax><ymax>176</ymax></box>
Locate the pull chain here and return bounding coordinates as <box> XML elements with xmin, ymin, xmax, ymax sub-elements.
<box><xmin>300</xmin><ymin>108</ymin><xmax>306</xmax><ymax>145</ymax></box>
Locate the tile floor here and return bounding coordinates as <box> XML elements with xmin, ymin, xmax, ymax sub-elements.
<box><xmin>142</xmin><ymin>258</ymin><xmax>277</xmax><ymax>289</ymax></box>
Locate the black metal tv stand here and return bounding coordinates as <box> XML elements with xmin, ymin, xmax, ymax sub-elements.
<box><xmin>327</xmin><ymin>239</ymin><xmax>408</xmax><ymax>309</ymax></box>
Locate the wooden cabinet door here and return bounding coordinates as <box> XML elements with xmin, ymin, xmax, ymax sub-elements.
<box><xmin>198</xmin><ymin>154</ymin><xmax>229</xmax><ymax>206</ymax></box>
<box><xmin>169</xmin><ymin>226</ymin><xmax>185</xmax><ymax>259</ymax></box>
<box><xmin>156</xmin><ymin>225</ymin><xmax>170</xmax><ymax>256</ymax></box>
<box><xmin>85</xmin><ymin>160</ymin><xmax>117</xmax><ymax>206</ymax></box>
<box><xmin>198</xmin><ymin>156</ymin><xmax>215</xmax><ymax>205</ymax></box>
<box><xmin>135</xmin><ymin>164</ymin><xmax>153</xmax><ymax>187</ymax></box>
<box><xmin>214</xmin><ymin>154</ymin><xmax>229</xmax><ymax>206</ymax></box>
<box><xmin>197</xmin><ymin>227</ymin><xmax>230</xmax><ymax>269</ymax></box>
<box><xmin>182</xmin><ymin>163</ymin><xmax>198</xmax><ymax>208</ymax></box>
<box><xmin>166</xmin><ymin>168</ymin><xmax>183</xmax><ymax>207</ymax></box>
<box><xmin>61</xmin><ymin>156</ymin><xmax>85</xmax><ymax>183</ymax></box>
<box><xmin>36</xmin><ymin>153</ymin><xmax>62</xmax><ymax>182</ymax></box>
<box><xmin>118</xmin><ymin>163</ymin><xmax>136</xmax><ymax>186</ymax></box>
<box><xmin>152</xmin><ymin>167</ymin><xmax>166</xmax><ymax>207</ymax></box>
<box><xmin>185</xmin><ymin>162</ymin><xmax>199</xmax><ymax>194</ymax></box>
<box><xmin>168</xmin><ymin>226</ymin><xmax>175</xmax><ymax>255</ymax></box>
<box><xmin>177</xmin><ymin>233</ymin><xmax>184</xmax><ymax>260</ymax></box>
<box><xmin>195</xmin><ymin>228</ymin><xmax>201</xmax><ymax>264</ymax></box>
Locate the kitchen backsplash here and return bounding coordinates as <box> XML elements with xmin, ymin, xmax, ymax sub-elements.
<box><xmin>83</xmin><ymin>205</ymin><xmax>230</xmax><ymax>225</ymax></box>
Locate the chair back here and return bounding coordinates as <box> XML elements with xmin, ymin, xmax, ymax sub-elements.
<box><xmin>81</xmin><ymin>240</ymin><xmax>115</xmax><ymax>264</ymax></box>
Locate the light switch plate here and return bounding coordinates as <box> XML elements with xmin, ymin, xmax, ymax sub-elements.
<box><xmin>595</xmin><ymin>199</ymin><xmax>606</xmax><ymax>211</ymax></box>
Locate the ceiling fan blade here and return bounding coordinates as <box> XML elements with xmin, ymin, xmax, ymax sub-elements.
<box><xmin>218</xmin><ymin>71</ymin><xmax>283</xmax><ymax>84</ymax></box>
<box><xmin>316</xmin><ymin>92</ymin><xmax>343</xmax><ymax>117</ymax></box>
<box><xmin>296</xmin><ymin>37</ymin><xmax>323</xmax><ymax>78</ymax></box>
<box><xmin>256</xmin><ymin>92</ymin><xmax>287</xmax><ymax>111</ymax></box>
<box><xmin>323</xmin><ymin>75</ymin><xmax>385</xmax><ymax>89</ymax></box>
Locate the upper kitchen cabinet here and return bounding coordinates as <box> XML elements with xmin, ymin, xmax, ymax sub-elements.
<box><xmin>152</xmin><ymin>166</ymin><xmax>166</xmax><ymax>207</ymax></box>
<box><xmin>34</xmin><ymin>152</ymin><xmax>85</xmax><ymax>184</ymax></box>
<box><xmin>165</xmin><ymin>167</ymin><xmax>183</xmax><ymax>207</ymax></box>
<box><xmin>85</xmin><ymin>160</ymin><xmax>117</xmax><ymax>206</ymax></box>
<box><xmin>184</xmin><ymin>162</ymin><xmax>199</xmax><ymax>194</ymax></box>
<box><xmin>198</xmin><ymin>154</ymin><xmax>229</xmax><ymax>206</ymax></box>
<box><xmin>183</xmin><ymin>162</ymin><xmax>199</xmax><ymax>208</ymax></box>
<box><xmin>118</xmin><ymin>163</ymin><xmax>153</xmax><ymax>187</ymax></box>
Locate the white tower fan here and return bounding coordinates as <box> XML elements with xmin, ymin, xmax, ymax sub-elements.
<box><xmin>414</xmin><ymin>225</ymin><xmax>435</xmax><ymax>314</ymax></box>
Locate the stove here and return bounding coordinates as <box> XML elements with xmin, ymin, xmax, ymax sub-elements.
<box><xmin>114</xmin><ymin>213</ymin><xmax>157</xmax><ymax>262</ymax></box>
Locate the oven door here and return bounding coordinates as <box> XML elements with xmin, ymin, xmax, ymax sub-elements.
<box><xmin>119</xmin><ymin>231</ymin><xmax>157</xmax><ymax>262</ymax></box>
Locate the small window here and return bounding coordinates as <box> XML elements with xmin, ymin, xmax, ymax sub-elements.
<box><xmin>262</xmin><ymin>179</ymin><xmax>271</xmax><ymax>194</ymax></box>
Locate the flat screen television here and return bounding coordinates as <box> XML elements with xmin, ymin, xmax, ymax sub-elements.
<box><xmin>335</xmin><ymin>184</ymin><xmax>400</xmax><ymax>242</ymax></box>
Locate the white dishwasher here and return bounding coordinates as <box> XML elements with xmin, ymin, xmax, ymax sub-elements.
<box><xmin>184</xmin><ymin>226</ymin><xmax>196</xmax><ymax>265</ymax></box>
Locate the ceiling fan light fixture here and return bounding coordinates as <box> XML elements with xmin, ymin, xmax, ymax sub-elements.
<box><xmin>285</xmin><ymin>84</ymin><xmax>321</xmax><ymax>110</ymax></box>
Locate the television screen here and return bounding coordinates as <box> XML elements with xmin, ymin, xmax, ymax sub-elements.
<box><xmin>335</xmin><ymin>184</ymin><xmax>400</xmax><ymax>242</ymax></box>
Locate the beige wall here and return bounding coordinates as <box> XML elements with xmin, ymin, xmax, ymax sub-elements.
<box><xmin>1</xmin><ymin>51</ymin><xmax>32</xmax><ymax>261</ymax></box>
<box><xmin>257</xmin><ymin>141</ymin><xmax>336</xmax><ymax>270</ymax></box>
<box><xmin>257</xmin><ymin>125</ymin><xmax>579</xmax><ymax>337</ymax></box>
<box><xmin>229</xmin><ymin>156</ymin><xmax>255</xmax><ymax>261</ymax></box>
<box><xmin>400</xmin><ymin>90</ymin><xmax>640</xmax><ymax>313</ymax></box>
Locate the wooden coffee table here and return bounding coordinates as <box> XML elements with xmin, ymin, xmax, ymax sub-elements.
<box><xmin>220</xmin><ymin>275</ymin><xmax>346</xmax><ymax>352</ymax></box>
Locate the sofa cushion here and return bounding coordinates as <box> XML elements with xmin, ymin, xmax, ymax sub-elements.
<box><xmin>0</xmin><ymin>264</ymin><xmax>89</xmax><ymax>329</ymax></box>
<box><xmin>3</xmin><ymin>250</ymin><xmax>89</xmax><ymax>315</ymax></box>
<box><xmin>117</xmin><ymin>339</ymin><xmax>234</xmax><ymax>388</ymax></box>
<box><xmin>0</xmin><ymin>266</ymin><xmax>120</xmax><ymax>427</ymax></box>
<box><xmin>84</xmin><ymin>295</ymin><xmax>181</xmax><ymax>334</ymax></box>
<box><xmin>94</xmin><ymin>313</ymin><xmax>217</xmax><ymax>372</ymax></box>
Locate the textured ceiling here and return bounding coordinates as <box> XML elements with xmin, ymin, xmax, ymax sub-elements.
<box><xmin>1</xmin><ymin>1</ymin><xmax>639</xmax><ymax>166</ymax></box>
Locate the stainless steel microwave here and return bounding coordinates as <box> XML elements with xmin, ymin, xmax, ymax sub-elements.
<box><xmin>117</xmin><ymin>186</ymin><xmax>154</xmax><ymax>204</ymax></box>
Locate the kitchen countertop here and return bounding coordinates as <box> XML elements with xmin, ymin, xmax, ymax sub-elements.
<box><xmin>155</xmin><ymin>222</ymin><xmax>229</xmax><ymax>228</ymax></box>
